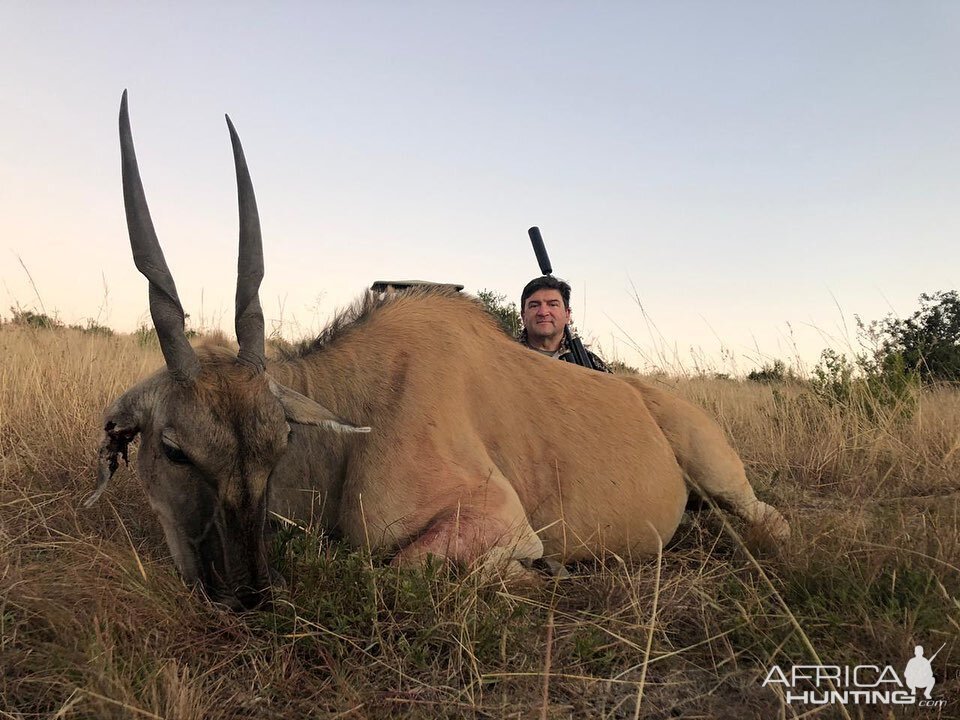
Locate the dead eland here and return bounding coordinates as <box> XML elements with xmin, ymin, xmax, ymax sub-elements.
<box><xmin>87</xmin><ymin>91</ymin><xmax>789</xmax><ymax>610</ymax></box>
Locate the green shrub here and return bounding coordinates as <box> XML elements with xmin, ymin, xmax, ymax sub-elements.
<box><xmin>68</xmin><ymin>319</ymin><xmax>114</xmax><ymax>337</ymax></box>
<box><xmin>134</xmin><ymin>323</ymin><xmax>158</xmax><ymax>347</ymax></box>
<box><xmin>863</xmin><ymin>290</ymin><xmax>960</xmax><ymax>384</ymax></box>
<box><xmin>477</xmin><ymin>289</ymin><xmax>522</xmax><ymax>337</ymax></box>
<box><xmin>134</xmin><ymin>315</ymin><xmax>199</xmax><ymax>347</ymax></box>
<box><xmin>747</xmin><ymin>359</ymin><xmax>791</xmax><ymax>383</ymax></box>
<box><xmin>607</xmin><ymin>358</ymin><xmax>640</xmax><ymax>375</ymax></box>
<box><xmin>8</xmin><ymin>307</ymin><xmax>61</xmax><ymax>329</ymax></box>
<box><xmin>809</xmin><ymin>348</ymin><xmax>918</xmax><ymax>418</ymax></box>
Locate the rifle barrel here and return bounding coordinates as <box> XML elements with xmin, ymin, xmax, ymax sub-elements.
<box><xmin>528</xmin><ymin>227</ymin><xmax>553</xmax><ymax>275</ymax></box>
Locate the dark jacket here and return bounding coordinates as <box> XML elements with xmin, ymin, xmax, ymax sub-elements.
<box><xmin>518</xmin><ymin>329</ymin><xmax>611</xmax><ymax>373</ymax></box>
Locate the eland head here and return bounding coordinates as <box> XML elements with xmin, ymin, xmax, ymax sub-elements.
<box><xmin>88</xmin><ymin>91</ymin><xmax>369</xmax><ymax>609</ymax></box>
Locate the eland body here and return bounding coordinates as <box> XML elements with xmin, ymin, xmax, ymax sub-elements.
<box><xmin>92</xmin><ymin>92</ymin><xmax>789</xmax><ymax>609</ymax></box>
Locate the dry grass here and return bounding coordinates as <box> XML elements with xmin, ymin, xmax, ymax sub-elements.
<box><xmin>1</xmin><ymin>325</ymin><xmax>958</xmax><ymax>719</ymax></box>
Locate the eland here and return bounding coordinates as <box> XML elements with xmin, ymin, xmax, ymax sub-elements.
<box><xmin>88</xmin><ymin>91</ymin><xmax>789</xmax><ymax>610</ymax></box>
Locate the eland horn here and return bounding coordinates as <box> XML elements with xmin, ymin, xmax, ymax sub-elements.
<box><xmin>119</xmin><ymin>90</ymin><xmax>200</xmax><ymax>383</ymax></box>
<box><xmin>226</xmin><ymin>115</ymin><xmax>266</xmax><ymax>371</ymax></box>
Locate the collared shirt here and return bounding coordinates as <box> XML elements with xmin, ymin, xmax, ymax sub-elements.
<box><xmin>518</xmin><ymin>329</ymin><xmax>611</xmax><ymax>373</ymax></box>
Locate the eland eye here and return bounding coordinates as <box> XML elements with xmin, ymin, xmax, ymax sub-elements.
<box><xmin>162</xmin><ymin>440</ymin><xmax>191</xmax><ymax>465</ymax></box>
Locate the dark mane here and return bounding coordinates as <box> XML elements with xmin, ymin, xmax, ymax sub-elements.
<box><xmin>279</xmin><ymin>286</ymin><xmax>479</xmax><ymax>360</ymax></box>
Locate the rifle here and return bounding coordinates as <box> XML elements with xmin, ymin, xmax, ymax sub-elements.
<box><xmin>527</xmin><ymin>226</ymin><xmax>596</xmax><ymax>370</ymax></box>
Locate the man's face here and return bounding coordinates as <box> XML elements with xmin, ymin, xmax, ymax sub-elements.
<box><xmin>522</xmin><ymin>288</ymin><xmax>571</xmax><ymax>349</ymax></box>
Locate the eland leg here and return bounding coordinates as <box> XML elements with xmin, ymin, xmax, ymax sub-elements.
<box><xmin>624</xmin><ymin>377</ymin><xmax>791</xmax><ymax>542</ymax></box>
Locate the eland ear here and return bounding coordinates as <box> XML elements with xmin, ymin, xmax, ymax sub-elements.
<box><xmin>84</xmin><ymin>399</ymin><xmax>143</xmax><ymax>508</ymax></box>
<box><xmin>268</xmin><ymin>379</ymin><xmax>371</xmax><ymax>434</ymax></box>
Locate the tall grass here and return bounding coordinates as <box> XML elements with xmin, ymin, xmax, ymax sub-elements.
<box><xmin>1</xmin><ymin>325</ymin><xmax>957</xmax><ymax>718</ymax></box>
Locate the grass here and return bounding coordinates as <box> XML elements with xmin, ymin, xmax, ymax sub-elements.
<box><xmin>1</xmin><ymin>324</ymin><xmax>958</xmax><ymax>718</ymax></box>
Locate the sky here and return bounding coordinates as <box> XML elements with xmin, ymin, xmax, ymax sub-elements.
<box><xmin>2</xmin><ymin>2</ymin><xmax>958</xmax><ymax>375</ymax></box>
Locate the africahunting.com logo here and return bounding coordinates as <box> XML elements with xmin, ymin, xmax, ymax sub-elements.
<box><xmin>762</xmin><ymin>643</ymin><xmax>947</xmax><ymax>708</ymax></box>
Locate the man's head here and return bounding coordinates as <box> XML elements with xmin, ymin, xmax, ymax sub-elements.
<box><xmin>520</xmin><ymin>276</ymin><xmax>572</xmax><ymax>352</ymax></box>
<box><xmin>521</xmin><ymin>275</ymin><xmax>571</xmax><ymax>310</ymax></box>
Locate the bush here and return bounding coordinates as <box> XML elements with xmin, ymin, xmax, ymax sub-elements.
<box><xmin>747</xmin><ymin>360</ymin><xmax>792</xmax><ymax>383</ymax></box>
<box><xmin>134</xmin><ymin>323</ymin><xmax>159</xmax><ymax>347</ymax></box>
<box><xmin>68</xmin><ymin>319</ymin><xmax>114</xmax><ymax>337</ymax></box>
<box><xmin>134</xmin><ymin>315</ymin><xmax>199</xmax><ymax>347</ymax></box>
<box><xmin>607</xmin><ymin>358</ymin><xmax>640</xmax><ymax>375</ymax></box>
<box><xmin>809</xmin><ymin>348</ymin><xmax>918</xmax><ymax>418</ymax></box>
<box><xmin>8</xmin><ymin>307</ymin><xmax>61</xmax><ymax>329</ymax></box>
<box><xmin>863</xmin><ymin>290</ymin><xmax>960</xmax><ymax>384</ymax></box>
<box><xmin>477</xmin><ymin>289</ymin><xmax>522</xmax><ymax>337</ymax></box>
<box><xmin>809</xmin><ymin>349</ymin><xmax>856</xmax><ymax>405</ymax></box>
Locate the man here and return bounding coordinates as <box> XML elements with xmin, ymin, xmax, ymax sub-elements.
<box><xmin>519</xmin><ymin>275</ymin><xmax>610</xmax><ymax>372</ymax></box>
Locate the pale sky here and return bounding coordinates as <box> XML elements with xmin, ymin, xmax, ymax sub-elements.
<box><xmin>2</xmin><ymin>2</ymin><xmax>958</xmax><ymax>375</ymax></box>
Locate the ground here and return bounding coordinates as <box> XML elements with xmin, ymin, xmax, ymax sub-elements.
<box><xmin>1</xmin><ymin>325</ymin><xmax>958</xmax><ymax>719</ymax></box>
